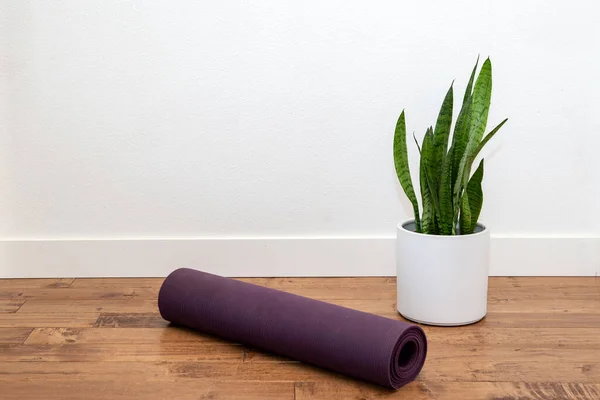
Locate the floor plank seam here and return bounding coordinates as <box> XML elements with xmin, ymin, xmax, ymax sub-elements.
<box><xmin>20</xmin><ymin>328</ymin><xmax>35</xmax><ymax>344</ymax></box>
<box><xmin>92</xmin><ymin>314</ymin><xmax>103</xmax><ymax>328</ymax></box>
<box><xmin>15</xmin><ymin>300</ymin><xmax>27</xmax><ymax>313</ymax></box>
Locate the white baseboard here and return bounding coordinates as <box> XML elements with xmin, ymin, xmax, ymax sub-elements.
<box><xmin>1</xmin><ymin>236</ymin><xmax>598</xmax><ymax>278</ymax></box>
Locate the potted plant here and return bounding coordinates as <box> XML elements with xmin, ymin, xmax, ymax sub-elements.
<box><xmin>393</xmin><ymin>57</ymin><xmax>508</xmax><ymax>326</ymax></box>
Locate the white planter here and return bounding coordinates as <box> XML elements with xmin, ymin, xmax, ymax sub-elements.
<box><xmin>396</xmin><ymin>220</ymin><xmax>490</xmax><ymax>326</ymax></box>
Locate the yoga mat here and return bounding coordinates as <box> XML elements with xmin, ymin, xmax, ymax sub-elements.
<box><xmin>158</xmin><ymin>268</ymin><xmax>427</xmax><ymax>389</ymax></box>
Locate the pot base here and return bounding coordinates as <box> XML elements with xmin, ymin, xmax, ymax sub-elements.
<box><xmin>398</xmin><ymin>310</ymin><xmax>486</xmax><ymax>327</ymax></box>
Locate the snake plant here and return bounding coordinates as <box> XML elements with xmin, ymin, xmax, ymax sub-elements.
<box><xmin>393</xmin><ymin>57</ymin><xmax>507</xmax><ymax>235</ymax></box>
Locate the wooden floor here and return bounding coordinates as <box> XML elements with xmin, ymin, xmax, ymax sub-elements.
<box><xmin>1</xmin><ymin>277</ymin><xmax>599</xmax><ymax>400</ymax></box>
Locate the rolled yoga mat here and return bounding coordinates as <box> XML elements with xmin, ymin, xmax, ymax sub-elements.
<box><xmin>158</xmin><ymin>268</ymin><xmax>427</xmax><ymax>389</ymax></box>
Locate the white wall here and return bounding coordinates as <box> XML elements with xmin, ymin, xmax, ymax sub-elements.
<box><xmin>1</xmin><ymin>1</ymin><xmax>599</xmax><ymax>277</ymax></box>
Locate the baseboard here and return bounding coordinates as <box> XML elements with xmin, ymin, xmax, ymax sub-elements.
<box><xmin>1</xmin><ymin>236</ymin><xmax>598</xmax><ymax>278</ymax></box>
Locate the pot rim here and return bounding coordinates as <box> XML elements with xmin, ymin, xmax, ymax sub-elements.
<box><xmin>397</xmin><ymin>219</ymin><xmax>488</xmax><ymax>238</ymax></box>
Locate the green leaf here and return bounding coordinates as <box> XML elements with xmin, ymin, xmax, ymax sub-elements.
<box><xmin>463</xmin><ymin>55</ymin><xmax>480</xmax><ymax>104</ymax></box>
<box><xmin>450</xmin><ymin>92</ymin><xmax>473</xmax><ymax>204</ymax></box>
<box><xmin>471</xmin><ymin>118</ymin><xmax>508</xmax><ymax>162</ymax></box>
<box><xmin>461</xmin><ymin>159</ymin><xmax>485</xmax><ymax>234</ymax></box>
<box><xmin>393</xmin><ymin>110</ymin><xmax>421</xmax><ymax>231</ymax></box>
<box><xmin>453</xmin><ymin>58</ymin><xmax>493</xmax><ymax>228</ymax></box>
<box><xmin>431</xmin><ymin>84</ymin><xmax>454</xmax><ymax>192</ymax></box>
<box><xmin>438</xmin><ymin>146</ymin><xmax>454</xmax><ymax>235</ymax></box>
<box><xmin>413</xmin><ymin>131</ymin><xmax>422</xmax><ymax>154</ymax></box>
<box><xmin>451</xmin><ymin>56</ymin><xmax>479</xmax><ymax>198</ymax></box>
<box><xmin>449</xmin><ymin>95</ymin><xmax>472</xmax><ymax>229</ymax></box>
<box><xmin>465</xmin><ymin>58</ymin><xmax>493</xmax><ymax>162</ymax></box>
<box><xmin>419</xmin><ymin>147</ymin><xmax>435</xmax><ymax>234</ymax></box>
<box><xmin>457</xmin><ymin>118</ymin><xmax>507</xmax><ymax>195</ymax></box>
<box><xmin>456</xmin><ymin>120</ymin><xmax>507</xmax><ymax>231</ymax></box>
<box><xmin>419</xmin><ymin>129</ymin><xmax>440</xmax><ymax>234</ymax></box>
<box><xmin>459</xmin><ymin>191</ymin><xmax>471</xmax><ymax>235</ymax></box>
<box><xmin>422</xmin><ymin>128</ymin><xmax>441</xmax><ymax>217</ymax></box>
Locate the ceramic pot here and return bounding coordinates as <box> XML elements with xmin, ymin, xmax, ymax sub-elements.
<box><xmin>396</xmin><ymin>220</ymin><xmax>490</xmax><ymax>326</ymax></box>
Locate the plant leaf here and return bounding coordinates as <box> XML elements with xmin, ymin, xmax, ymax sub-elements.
<box><xmin>449</xmin><ymin>95</ymin><xmax>472</xmax><ymax>229</ymax></box>
<box><xmin>471</xmin><ymin>118</ymin><xmax>508</xmax><ymax>162</ymax></box>
<box><xmin>393</xmin><ymin>110</ymin><xmax>421</xmax><ymax>231</ymax></box>
<box><xmin>459</xmin><ymin>191</ymin><xmax>471</xmax><ymax>235</ymax></box>
<box><xmin>413</xmin><ymin>132</ymin><xmax>421</xmax><ymax>154</ymax></box>
<box><xmin>453</xmin><ymin>58</ymin><xmax>493</xmax><ymax>229</ymax></box>
<box><xmin>462</xmin><ymin>159</ymin><xmax>485</xmax><ymax>234</ymax></box>
<box><xmin>432</xmin><ymin>84</ymin><xmax>454</xmax><ymax>192</ymax></box>
<box><xmin>451</xmin><ymin>56</ymin><xmax>479</xmax><ymax>200</ymax></box>
<box><xmin>419</xmin><ymin>146</ymin><xmax>435</xmax><ymax>234</ymax></box>
<box><xmin>457</xmin><ymin>118</ymin><xmax>507</xmax><ymax>194</ymax></box>
<box><xmin>438</xmin><ymin>146</ymin><xmax>454</xmax><ymax>235</ymax></box>
<box><xmin>422</xmin><ymin>128</ymin><xmax>441</xmax><ymax>218</ymax></box>
<box><xmin>463</xmin><ymin>55</ymin><xmax>480</xmax><ymax>104</ymax></box>
<box><xmin>464</xmin><ymin>58</ymin><xmax>493</xmax><ymax>162</ymax></box>
<box><xmin>420</xmin><ymin>128</ymin><xmax>440</xmax><ymax>234</ymax></box>
<box><xmin>450</xmin><ymin>93</ymin><xmax>473</xmax><ymax>204</ymax></box>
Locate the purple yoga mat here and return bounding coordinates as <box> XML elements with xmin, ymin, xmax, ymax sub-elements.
<box><xmin>158</xmin><ymin>268</ymin><xmax>427</xmax><ymax>389</ymax></box>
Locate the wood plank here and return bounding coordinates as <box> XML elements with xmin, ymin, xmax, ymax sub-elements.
<box><xmin>0</xmin><ymin>361</ymin><xmax>235</xmax><ymax>382</ymax></box>
<box><xmin>0</xmin><ymin>313</ymin><xmax>99</xmax><ymax>328</ymax></box>
<box><xmin>1</xmin><ymin>363</ymin><xmax>597</xmax><ymax>400</ymax></box>
<box><xmin>72</xmin><ymin>277</ymin><xmax>397</xmax><ymax>300</ymax></box>
<box><xmin>488</xmin><ymin>278</ymin><xmax>600</xmax><ymax>301</ymax></box>
<box><xmin>0</xmin><ymin>299</ymin><xmax>26</xmax><ymax>313</ymax></box>
<box><xmin>0</xmin><ymin>328</ymin><xmax>32</xmax><ymax>344</ymax></box>
<box><xmin>60</xmin><ymin>277</ymin><xmax>600</xmax><ymax>303</ymax></box>
<box><xmin>71</xmin><ymin>278</ymin><xmax>162</xmax><ymax>289</ymax></box>
<box><xmin>1</xmin><ymin>359</ymin><xmax>599</xmax><ymax>385</ymax></box>
<box><xmin>1</xmin><ymin>381</ymin><xmax>293</xmax><ymax>400</ymax></box>
<box><xmin>295</xmin><ymin>381</ymin><xmax>600</xmax><ymax>400</ymax></box>
<box><xmin>0</xmin><ymin>278</ymin><xmax>74</xmax><ymax>289</ymax></box>
<box><xmin>296</xmin><ymin>380</ymin><xmax>428</xmax><ymax>400</ymax></box>
<box><xmin>18</xmin><ymin>299</ymin><xmax>158</xmax><ymax>314</ymax></box>
<box><xmin>424</xmin><ymin>345</ymin><xmax>600</xmax><ymax>363</ymax></box>
<box><xmin>28</xmin><ymin>325</ymin><xmax>599</xmax><ymax>349</ymax></box>
<box><xmin>0</xmin><ymin>342</ymin><xmax>242</xmax><ymax>362</ymax></box>
<box><xmin>262</xmin><ymin>277</ymin><xmax>600</xmax><ymax>302</ymax></box>
<box><xmin>243</xmin><ymin>344</ymin><xmax>600</xmax><ymax>365</ymax></box>
<box><xmin>237</xmin><ymin>277</ymin><xmax>397</xmax><ymax>300</ymax></box>
<box><xmin>0</xmin><ymin>278</ymin><xmax>600</xmax><ymax>304</ymax></box>
<box><xmin>322</xmin><ymin>298</ymin><xmax>600</xmax><ymax>319</ymax></box>
<box><xmin>94</xmin><ymin>313</ymin><xmax>167</xmax><ymax>328</ymax></box>
<box><xmin>251</xmin><ymin>276</ymin><xmax>600</xmax><ymax>300</ymax></box>
<box><xmin>251</xmin><ymin>276</ymin><xmax>599</xmax><ymax>289</ymax></box>
<box><xmin>423</xmin><ymin>360</ymin><xmax>600</xmax><ymax>383</ymax></box>
<box><xmin>301</xmin><ymin>300</ymin><xmax>600</xmax><ymax>328</ymax></box>
<box><xmin>0</xmin><ymin>287</ymin><xmax>158</xmax><ymax>301</ymax></box>
<box><xmin>25</xmin><ymin>327</ymin><xmax>230</xmax><ymax>345</ymax></box>
<box><xmin>0</xmin><ymin>361</ymin><xmax>334</xmax><ymax>384</ymax></box>
<box><xmin>7</xmin><ymin>277</ymin><xmax>599</xmax><ymax>298</ymax></box>
<box><xmin>179</xmin><ymin>359</ymin><xmax>600</xmax><ymax>384</ymax></box>
<box><xmin>487</xmin><ymin>299</ymin><xmax>600</xmax><ymax>314</ymax></box>
<box><xmin>422</xmin><ymin>327</ymin><xmax>600</xmax><ymax>348</ymax></box>
<box><xmin>488</xmin><ymin>276</ymin><xmax>600</xmax><ymax>290</ymax></box>
<box><xmin>0</xmin><ymin>361</ymin><xmax>176</xmax><ymax>381</ymax></box>
<box><xmin>489</xmin><ymin>290</ymin><xmax>600</xmax><ymax>301</ymax></box>
<box><xmin>475</xmin><ymin>313</ymin><xmax>600</xmax><ymax>328</ymax></box>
